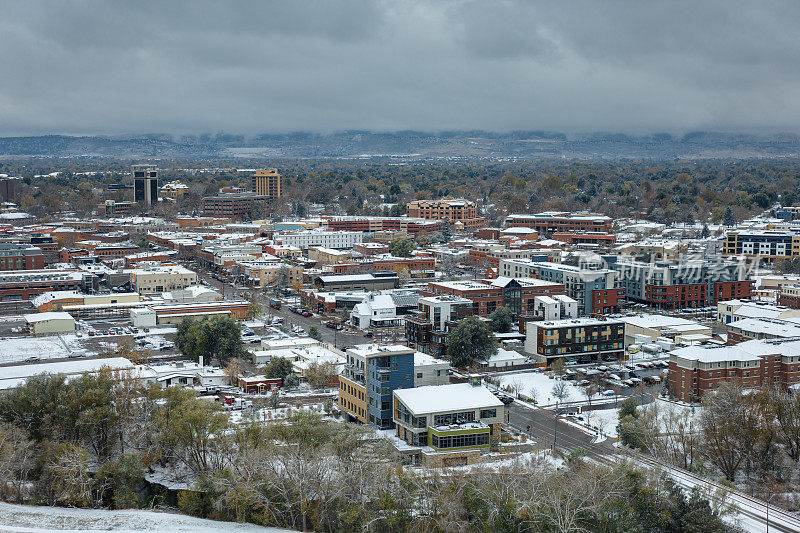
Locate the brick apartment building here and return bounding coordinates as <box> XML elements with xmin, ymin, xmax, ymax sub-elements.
<box><xmin>0</xmin><ymin>244</ymin><xmax>44</xmax><ymax>271</ymax></box>
<box><xmin>0</xmin><ymin>269</ymin><xmax>97</xmax><ymax>300</ymax></box>
<box><xmin>618</xmin><ymin>259</ymin><xmax>753</xmax><ymax>310</ymax></box>
<box><xmin>331</xmin><ymin>256</ymin><xmax>436</xmax><ymax>278</ymax></box>
<box><xmin>505</xmin><ymin>212</ymin><xmax>612</xmax><ymax>236</ymax></box>
<box><xmin>202</xmin><ymin>193</ymin><xmax>270</xmax><ymax>219</ymax></box>
<box><xmin>552</xmin><ymin>232</ymin><xmax>617</xmax><ymax>247</ymax></box>
<box><xmin>778</xmin><ymin>285</ymin><xmax>800</xmax><ymax>309</ymax></box>
<box><xmin>669</xmin><ymin>337</ymin><xmax>800</xmax><ymax>402</ymax></box>
<box><xmin>406</xmin><ymin>199</ymin><xmax>485</xmax><ymax>229</ymax></box>
<box><xmin>421</xmin><ymin>277</ymin><xmax>565</xmax><ymax>318</ymax></box>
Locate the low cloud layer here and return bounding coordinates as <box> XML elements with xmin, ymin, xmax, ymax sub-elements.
<box><xmin>1</xmin><ymin>1</ymin><xmax>798</xmax><ymax>135</ymax></box>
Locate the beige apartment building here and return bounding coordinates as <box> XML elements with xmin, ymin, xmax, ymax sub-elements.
<box><xmin>130</xmin><ymin>266</ymin><xmax>198</xmax><ymax>294</ymax></box>
<box><xmin>251</xmin><ymin>168</ymin><xmax>281</xmax><ymax>199</ymax></box>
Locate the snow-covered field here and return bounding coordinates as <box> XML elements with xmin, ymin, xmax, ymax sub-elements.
<box><xmin>0</xmin><ymin>335</ymin><xmax>86</xmax><ymax>363</ymax></box>
<box><xmin>497</xmin><ymin>371</ymin><xmax>601</xmax><ymax>405</ymax></box>
<box><xmin>0</xmin><ymin>502</ymin><xmax>291</xmax><ymax>532</ymax></box>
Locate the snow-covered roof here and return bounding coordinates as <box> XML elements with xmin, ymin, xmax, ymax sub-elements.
<box><xmin>23</xmin><ymin>311</ymin><xmax>74</xmax><ymax>323</ymax></box>
<box><xmin>31</xmin><ymin>290</ymin><xmax>83</xmax><ymax>307</ymax></box>
<box><xmin>413</xmin><ymin>352</ymin><xmax>449</xmax><ymax>367</ymax></box>
<box><xmin>0</xmin><ymin>357</ymin><xmax>133</xmax><ymax>389</ymax></box>
<box><xmin>671</xmin><ymin>345</ymin><xmax>761</xmax><ymax>364</ymax></box>
<box><xmin>393</xmin><ymin>383</ymin><xmax>503</xmax><ymax>415</ymax></box>
<box><xmin>485</xmin><ymin>348</ymin><xmax>526</xmax><ymax>363</ymax></box>
<box><xmin>729</xmin><ymin>318</ymin><xmax>800</xmax><ymax>338</ymax></box>
<box><xmin>261</xmin><ymin>337</ymin><xmax>320</xmax><ymax>350</ymax></box>
<box><xmin>622</xmin><ymin>314</ymin><xmax>699</xmax><ymax>329</ymax></box>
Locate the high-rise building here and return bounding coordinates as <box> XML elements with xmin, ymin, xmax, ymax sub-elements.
<box><xmin>0</xmin><ymin>178</ymin><xmax>15</xmax><ymax>203</ymax></box>
<box><xmin>132</xmin><ymin>164</ymin><xmax>158</xmax><ymax>206</ymax></box>
<box><xmin>251</xmin><ymin>168</ymin><xmax>281</xmax><ymax>199</ymax></box>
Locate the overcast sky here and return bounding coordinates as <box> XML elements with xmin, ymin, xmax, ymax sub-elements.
<box><xmin>1</xmin><ymin>1</ymin><xmax>798</xmax><ymax>136</ymax></box>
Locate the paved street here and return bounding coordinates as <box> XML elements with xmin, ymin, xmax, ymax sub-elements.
<box><xmin>506</xmin><ymin>402</ymin><xmax>601</xmax><ymax>455</ymax></box>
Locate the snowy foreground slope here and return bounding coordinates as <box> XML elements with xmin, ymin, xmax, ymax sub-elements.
<box><xmin>0</xmin><ymin>502</ymin><xmax>291</xmax><ymax>532</ymax></box>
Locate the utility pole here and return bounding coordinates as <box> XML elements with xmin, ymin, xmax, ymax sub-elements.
<box><xmin>553</xmin><ymin>401</ymin><xmax>559</xmax><ymax>449</ymax></box>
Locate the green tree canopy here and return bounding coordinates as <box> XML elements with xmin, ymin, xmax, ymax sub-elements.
<box><xmin>389</xmin><ymin>235</ymin><xmax>415</xmax><ymax>257</ymax></box>
<box><xmin>489</xmin><ymin>306</ymin><xmax>514</xmax><ymax>333</ymax></box>
<box><xmin>446</xmin><ymin>316</ymin><xmax>497</xmax><ymax>368</ymax></box>
<box><xmin>175</xmin><ymin>316</ymin><xmax>247</xmax><ymax>365</ymax></box>
<box><xmin>308</xmin><ymin>325</ymin><xmax>323</xmax><ymax>341</ymax></box>
<box><xmin>265</xmin><ymin>356</ymin><xmax>294</xmax><ymax>380</ymax></box>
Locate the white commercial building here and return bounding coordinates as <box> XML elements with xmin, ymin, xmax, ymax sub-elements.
<box><xmin>350</xmin><ymin>293</ymin><xmax>403</xmax><ymax>330</ymax></box>
<box><xmin>0</xmin><ymin>357</ymin><xmax>133</xmax><ymax>390</ymax></box>
<box><xmin>274</xmin><ymin>230</ymin><xmax>363</xmax><ymax>250</ymax></box>
<box><xmin>621</xmin><ymin>314</ymin><xmax>712</xmax><ymax>347</ymax></box>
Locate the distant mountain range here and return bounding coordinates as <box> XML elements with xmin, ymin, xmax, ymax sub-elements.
<box><xmin>0</xmin><ymin>131</ymin><xmax>798</xmax><ymax>159</ymax></box>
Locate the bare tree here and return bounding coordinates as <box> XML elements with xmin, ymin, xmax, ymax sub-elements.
<box><xmin>551</xmin><ymin>380</ymin><xmax>571</xmax><ymax>405</ymax></box>
<box><xmin>0</xmin><ymin>422</ymin><xmax>34</xmax><ymax>502</ymax></box>
<box><xmin>509</xmin><ymin>376</ymin><xmax>525</xmax><ymax>398</ymax></box>
<box><xmin>698</xmin><ymin>382</ymin><xmax>759</xmax><ymax>482</ymax></box>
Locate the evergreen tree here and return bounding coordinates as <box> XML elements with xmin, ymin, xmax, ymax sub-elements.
<box><xmin>446</xmin><ymin>317</ymin><xmax>497</xmax><ymax>368</ymax></box>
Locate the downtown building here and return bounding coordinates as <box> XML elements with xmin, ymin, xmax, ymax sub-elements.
<box><xmin>337</xmin><ymin>344</ymin><xmax>449</xmax><ymax>429</ymax></box>
<box><xmin>406</xmin><ymin>199</ymin><xmax>485</xmax><ymax>230</ymax></box>
<box><xmin>0</xmin><ymin>243</ymin><xmax>44</xmax><ymax>271</ymax></box>
<box><xmin>250</xmin><ymin>168</ymin><xmax>282</xmax><ymax>199</ymax></box>
<box><xmin>321</xmin><ymin>216</ymin><xmax>444</xmax><ymax>235</ymax></box>
<box><xmin>404</xmin><ymin>295</ymin><xmax>474</xmax><ymax>357</ymax></box>
<box><xmin>420</xmin><ymin>277</ymin><xmax>566</xmax><ymax>319</ymax></box>
<box><xmin>505</xmin><ymin>211</ymin><xmax>612</xmax><ymax>236</ymax></box>
<box><xmin>498</xmin><ymin>259</ymin><xmax>620</xmax><ymax>316</ymax></box>
<box><xmin>524</xmin><ymin>317</ymin><xmax>626</xmax><ymax>365</ymax></box>
<box><xmin>668</xmin><ymin>337</ymin><xmax>800</xmax><ymax>402</ymax></box>
<box><xmin>617</xmin><ymin>259</ymin><xmax>752</xmax><ymax>310</ymax></box>
<box><xmin>393</xmin><ymin>380</ymin><xmax>505</xmax><ymax>466</ymax></box>
<box><xmin>723</xmin><ymin>229</ymin><xmax>800</xmax><ymax>263</ymax></box>
<box><xmin>132</xmin><ymin>164</ymin><xmax>159</xmax><ymax>207</ymax></box>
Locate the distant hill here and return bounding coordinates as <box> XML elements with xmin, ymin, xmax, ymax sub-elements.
<box><xmin>0</xmin><ymin>131</ymin><xmax>798</xmax><ymax>159</ymax></box>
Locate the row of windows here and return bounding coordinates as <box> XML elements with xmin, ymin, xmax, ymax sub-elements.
<box><xmin>431</xmin><ymin>432</ymin><xmax>490</xmax><ymax>449</ymax></box>
<box><xmin>339</xmin><ymin>398</ymin><xmax>366</xmax><ymax>419</ymax></box>
<box><xmin>339</xmin><ymin>381</ymin><xmax>365</xmax><ymax>401</ymax></box>
<box><xmin>433</xmin><ymin>411</ymin><xmax>476</xmax><ymax>426</ymax></box>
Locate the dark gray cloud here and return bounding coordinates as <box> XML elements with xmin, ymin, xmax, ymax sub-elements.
<box><xmin>0</xmin><ymin>0</ymin><xmax>798</xmax><ymax>135</ymax></box>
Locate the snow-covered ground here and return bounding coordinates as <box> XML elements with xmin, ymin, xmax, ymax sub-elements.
<box><xmin>0</xmin><ymin>502</ymin><xmax>291</xmax><ymax>532</ymax></box>
<box><xmin>496</xmin><ymin>371</ymin><xmax>601</xmax><ymax>405</ymax></box>
<box><xmin>0</xmin><ymin>335</ymin><xmax>87</xmax><ymax>363</ymax></box>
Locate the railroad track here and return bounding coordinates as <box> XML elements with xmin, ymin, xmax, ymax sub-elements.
<box><xmin>510</xmin><ymin>406</ymin><xmax>800</xmax><ymax>532</ymax></box>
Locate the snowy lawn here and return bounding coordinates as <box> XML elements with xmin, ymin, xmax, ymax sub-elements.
<box><xmin>0</xmin><ymin>501</ymin><xmax>291</xmax><ymax>532</ymax></box>
<box><xmin>496</xmin><ymin>371</ymin><xmax>601</xmax><ymax>406</ymax></box>
<box><xmin>0</xmin><ymin>335</ymin><xmax>84</xmax><ymax>363</ymax></box>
